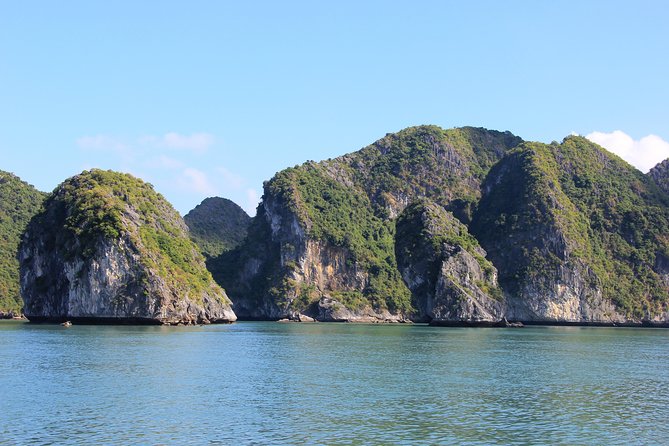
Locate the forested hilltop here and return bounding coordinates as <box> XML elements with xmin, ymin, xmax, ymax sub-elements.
<box><xmin>212</xmin><ymin>125</ymin><xmax>669</xmax><ymax>324</ymax></box>
<box><xmin>0</xmin><ymin>171</ymin><xmax>45</xmax><ymax>316</ymax></box>
<box><xmin>184</xmin><ymin>197</ymin><xmax>250</xmax><ymax>258</ymax></box>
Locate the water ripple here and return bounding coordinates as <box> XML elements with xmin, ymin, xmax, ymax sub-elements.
<box><xmin>1</xmin><ymin>322</ymin><xmax>667</xmax><ymax>445</ymax></box>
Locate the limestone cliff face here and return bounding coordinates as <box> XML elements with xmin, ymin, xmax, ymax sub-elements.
<box><xmin>504</xmin><ymin>261</ymin><xmax>622</xmax><ymax>323</ymax></box>
<box><xmin>213</xmin><ymin>128</ymin><xmax>669</xmax><ymax>324</ymax></box>
<box><xmin>472</xmin><ymin>138</ymin><xmax>669</xmax><ymax>323</ymax></box>
<box><xmin>19</xmin><ymin>169</ymin><xmax>236</xmax><ymax>324</ymax></box>
<box><xmin>648</xmin><ymin>158</ymin><xmax>669</xmax><ymax>196</ymax></box>
<box><xmin>213</xmin><ymin>175</ymin><xmax>405</xmax><ymax>321</ymax></box>
<box><xmin>214</xmin><ymin>126</ymin><xmax>521</xmax><ymax>321</ymax></box>
<box><xmin>395</xmin><ymin>201</ymin><xmax>503</xmax><ymax>324</ymax></box>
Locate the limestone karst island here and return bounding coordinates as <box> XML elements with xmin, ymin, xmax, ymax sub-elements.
<box><xmin>2</xmin><ymin>126</ymin><xmax>669</xmax><ymax>326</ymax></box>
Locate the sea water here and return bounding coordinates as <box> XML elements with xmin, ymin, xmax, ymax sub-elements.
<box><xmin>1</xmin><ymin>321</ymin><xmax>668</xmax><ymax>445</ymax></box>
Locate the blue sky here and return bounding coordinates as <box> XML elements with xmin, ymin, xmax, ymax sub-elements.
<box><xmin>1</xmin><ymin>1</ymin><xmax>668</xmax><ymax>215</ymax></box>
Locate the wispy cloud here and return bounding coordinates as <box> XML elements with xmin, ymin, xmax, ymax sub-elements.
<box><xmin>163</xmin><ymin>132</ymin><xmax>213</xmax><ymax>152</ymax></box>
<box><xmin>586</xmin><ymin>130</ymin><xmax>669</xmax><ymax>172</ymax></box>
<box><xmin>139</xmin><ymin>132</ymin><xmax>214</xmax><ymax>153</ymax></box>
<box><xmin>76</xmin><ymin>135</ymin><xmax>130</xmax><ymax>154</ymax></box>
<box><xmin>217</xmin><ymin>166</ymin><xmax>245</xmax><ymax>190</ymax></box>
<box><xmin>78</xmin><ymin>132</ymin><xmax>214</xmax><ymax>156</ymax></box>
<box><xmin>75</xmin><ymin>132</ymin><xmax>259</xmax><ymax>215</ymax></box>
<box><xmin>178</xmin><ymin>168</ymin><xmax>216</xmax><ymax>195</ymax></box>
<box><xmin>144</xmin><ymin>155</ymin><xmax>184</xmax><ymax>170</ymax></box>
<box><xmin>245</xmin><ymin>188</ymin><xmax>260</xmax><ymax>215</ymax></box>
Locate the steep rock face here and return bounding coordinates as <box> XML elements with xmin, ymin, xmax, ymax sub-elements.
<box><xmin>19</xmin><ymin>170</ymin><xmax>236</xmax><ymax>324</ymax></box>
<box><xmin>0</xmin><ymin>171</ymin><xmax>45</xmax><ymax>316</ymax></box>
<box><xmin>210</xmin><ymin>193</ymin><xmax>302</xmax><ymax>319</ymax></box>
<box><xmin>472</xmin><ymin>137</ymin><xmax>669</xmax><ymax>323</ymax></box>
<box><xmin>395</xmin><ymin>201</ymin><xmax>503</xmax><ymax>324</ymax></box>
<box><xmin>211</xmin><ymin>172</ymin><xmax>407</xmax><ymax>321</ymax></box>
<box><xmin>213</xmin><ymin>128</ymin><xmax>669</xmax><ymax>324</ymax></box>
<box><xmin>184</xmin><ymin>197</ymin><xmax>250</xmax><ymax>258</ymax></box>
<box><xmin>214</xmin><ymin>126</ymin><xmax>522</xmax><ymax>321</ymax></box>
<box><xmin>336</xmin><ymin>126</ymin><xmax>522</xmax><ymax>221</ymax></box>
<box><xmin>648</xmin><ymin>158</ymin><xmax>669</xmax><ymax>195</ymax></box>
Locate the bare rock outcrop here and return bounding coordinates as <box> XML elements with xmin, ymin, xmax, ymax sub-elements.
<box><xmin>19</xmin><ymin>169</ymin><xmax>236</xmax><ymax>324</ymax></box>
<box><xmin>395</xmin><ymin>200</ymin><xmax>504</xmax><ymax>324</ymax></box>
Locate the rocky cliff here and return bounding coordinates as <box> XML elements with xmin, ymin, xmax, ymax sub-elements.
<box><xmin>0</xmin><ymin>171</ymin><xmax>45</xmax><ymax>316</ymax></box>
<box><xmin>19</xmin><ymin>169</ymin><xmax>236</xmax><ymax>324</ymax></box>
<box><xmin>471</xmin><ymin>137</ymin><xmax>669</xmax><ymax>323</ymax></box>
<box><xmin>213</xmin><ymin>127</ymin><xmax>669</xmax><ymax>325</ymax></box>
<box><xmin>395</xmin><ymin>200</ymin><xmax>503</xmax><ymax>324</ymax></box>
<box><xmin>648</xmin><ymin>158</ymin><xmax>669</xmax><ymax>195</ymax></box>
<box><xmin>184</xmin><ymin>197</ymin><xmax>251</xmax><ymax>258</ymax></box>
<box><xmin>213</xmin><ymin>126</ymin><xmax>523</xmax><ymax>321</ymax></box>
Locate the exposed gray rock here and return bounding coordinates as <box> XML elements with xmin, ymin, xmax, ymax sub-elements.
<box><xmin>316</xmin><ymin>297</ymin><xmax>407</xmax><ymax>323</ymax></box>
<box><xmin>648</xmin><ymin>158</ymin><xmax>669</xmax><ymax>195</ymax></box>
<box><xmin>19</xmin><ymin>169</ymin><xmax>236</xmax><ymax>324</ymax></box>
<box><xmin>396</xmin><ymin>201</ymin><xmax>504</xmax><ymax>324</ymax></box>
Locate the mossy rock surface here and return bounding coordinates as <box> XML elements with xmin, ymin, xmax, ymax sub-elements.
<box><xmin>218</xmin><ymin>128</ymin><xmax>669</xmax><ymax>323</ymax></box>
<box><xmin>184</xmin><ymin>197</ymin><xmax>251</xmax><ymax>259</ymax></box>
<box><xmin>20</xmin><ymin>169</ymin><xmax>236</xmax><ymax>324</ymax></box>
<box><xmin>0</xmin><ymin>171</ymin><xmax>45</xmax><ymax>315</ymax></box>
<box><xmin>216</xmin><ymin>126</ymin><xmax>522</xmax><ymax>320</ymax></box>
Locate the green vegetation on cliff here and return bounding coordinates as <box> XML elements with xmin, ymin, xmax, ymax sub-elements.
<box><xmin>397</xmin><ymin>200</ymin><xmax>498</xmax><ymax>278</ymax></box>
<box><xmin>347</xmin><ymin>125</ymin><xmax>523</xmax><ymax>221</ymax></box>
<box><xmin>28</xmin><ymin>169</ymin><xmax>223</xmax><ymax>302</ymax></box>
<box><xmin>648</xmin><ymin>158</ymin><xmax>669</xmax><ymax>196</ymax></box>
<box><xmin>472</xmin><ymin>137</ymin><xmax>669</xmax><ymax>318</ymax></box>
<box><xmin>395</xmin><ymin>200</ymin><xmax>503</xmax><ymax>322</ymax></box>
<box><xmin>0</xmin><ymin>171</ymin><xmax>45</xmax><ymax>314</ymax></box>
<box><xmin>267</xmin><ymin>163</ymin><xmax>412</xmax><ymax>313</ymax></box>
<box><xmin>216</xmin><ymin>126</ymin><xmax>522</xmax><ymax>318</ymax></box>
<box><xmin>184</xmin><ymin>197</ymin><xmax>250</xmax><ymax>258</ymax></box>
<box><xmin>557</xmin><ymin>136</ymin><xmax>669</xmax><ymax>317</ymax></box>
<box><xmin>207</xmin><ymin>202</ymin><xmax>283</xmax><ymax>313</ymax></box>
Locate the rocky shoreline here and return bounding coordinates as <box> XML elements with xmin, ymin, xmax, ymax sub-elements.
<box><xmin>20</xmin><ymin>316</ymin><xmax>235</xmax><ymax>325</ymax></box>
<box><xmin>241</xmin><ymin>315</ymin><xmax>669</xmax><ymax>328</ymax></box>
<box><xmin>0</xmin><ymin>312</ymin><xmax>25</xmax><ymax>320</ymax></box>
<box><xmin>4</xmin><ymin>313</ymin><xmax>669</xmax><ymax>328</ymax></box>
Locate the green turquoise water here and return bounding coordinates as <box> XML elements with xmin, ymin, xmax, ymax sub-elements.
<box><xmin>1</xmin><ymin>321</ymin><xmax>668</xmax><ymax>445</ymax></box>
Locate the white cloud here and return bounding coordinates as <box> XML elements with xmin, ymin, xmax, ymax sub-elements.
<box><xmin>145</xmin><ymin>155</ymin><xmax>184</xmax><ymax>170</ymax></box>
<box><xmin>79</xmin><ymin>132</ymin><xmax>215</xmax><ymax>157</ymax></box>
<box><xmin>139</xmin><ymin>132</ymin><xmax>214</xmax><ymax>153</ymax></box>
<box><xmin>163</xmin><ymin>132</ymin><xmax>213</xmax><ymax>152</ymax></box>
<box><xmin>178</xmin><ymin>168</ymin><xmax>216</xmax><ymax>195</ymax></box>
<box><xmin>217</xmin><ymin>166</ymin><xmax>245</xmax><ymax>190</ymax></box>
<box><xmin>245</xmin><ymin>188</ymin><xmax>260</xmax><ymax>216</ymax></box>
<box><xmin>586</xmin><ymin>130</ymin><xmax>669</xmax><ymax>172</ymax></box>
<box><xmin>76</xmin><ymin>135</ymin><xmax>130</xmax><ymax>154</ymax></box>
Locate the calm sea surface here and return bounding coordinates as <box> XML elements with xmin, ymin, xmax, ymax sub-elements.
<box><xmin>1</xmin><ymin>321</ymin><xmax>668</xmax><ymax>445</ymax></box>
